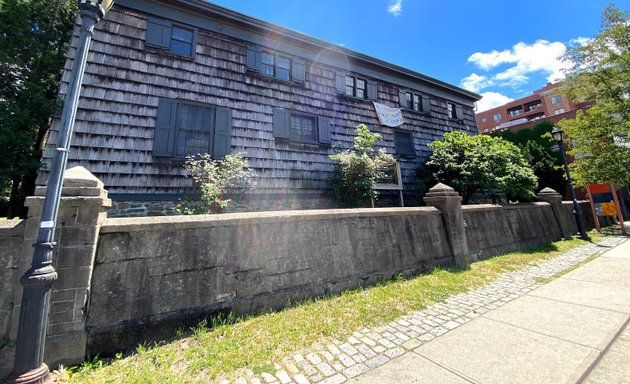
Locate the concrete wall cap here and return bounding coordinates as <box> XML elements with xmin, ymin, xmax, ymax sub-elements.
<box><xmin>61</xmin><ymin>166</ymin><xmax>103</xmax><ymax>189</ymax></box>
<box><xmin>100</xmin><ymin>207</ymin><xmax>440</xmax><ymax>233</ymax></box>
<box><xmin>425</xmin><ymin>183</ymin><xmax>460</xmax><ymax>198</ymax></box>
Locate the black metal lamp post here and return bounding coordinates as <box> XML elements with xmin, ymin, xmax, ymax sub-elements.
<box><xmin>551</xmin><ymin>127</ymin><xmax>590</xmax><ymax>241</ymax></box>
<box><xmin>10</xmin><ymin>1</ymin><xmax>113</xmax><ymax>383</ymax></box>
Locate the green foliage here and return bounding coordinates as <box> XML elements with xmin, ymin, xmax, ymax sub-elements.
<box><xmin>0</xmin><ymin>0</ymin><xmax>77</xmax><ymax>217</ymax></box>
<box><xmin>427</xmin><ymin>131</ymin><xmax>538</xmax><ymax>203</ymax></box>
<box><xmin>176</xmin><ymin>153</ymin><xmax>256</xmax><ymax>214</ymax></box>
<box><xmin>558</xmin><ymin>5</ymin><xmax>630</xmax><ymax>186</ymax></box>
<box><xmin>493</xmin><ymin>121</ymin><xmax>566</xmax><ymax>194</ymax></box>
<box><xmin>328</xmin><ymin>124</ymin><xmax>396</xmax><ymax>207</ymax></box>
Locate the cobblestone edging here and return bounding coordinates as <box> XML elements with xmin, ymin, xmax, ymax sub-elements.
<box><xmin>224</xmin><ymin>237</ymin><xmax>624</xmax><ymax>384</ymax></box>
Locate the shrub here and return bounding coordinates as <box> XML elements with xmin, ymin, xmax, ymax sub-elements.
<box><xmin>329</xmin><ymin>124</ymin><xmax>396</xmax><ymax>207</ymax></box>
<box><xmin>176</xmin><ymin>153</ymin><xmax>256</xmax><ymax>214</ymax></box>
<box><xmin>427</xmin><ymin>131</ymin><xmax>537</xmax><ymax>204</ymax></box>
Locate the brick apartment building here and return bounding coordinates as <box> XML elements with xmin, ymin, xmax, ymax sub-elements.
<box><xmin>475</xmin><ymin>82</ymin><xmax>592</xmax><ymax>134</ymax></box>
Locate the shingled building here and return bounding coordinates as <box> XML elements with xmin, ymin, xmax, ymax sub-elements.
<box><xmin>39</xmin><ymin>0</ymin><xmax>481</xmax><ymax>216</ymax></box>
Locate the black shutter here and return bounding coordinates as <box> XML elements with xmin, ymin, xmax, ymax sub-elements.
<box><xmin>153</xmin><ymin>98</ymin><xmax>177</xmax><ymax>156</ymax></box>
<box><xmin>422</xmin><ymin>95</ymin><xmax>431</xmax><ymax>113</ymax></box>
<box><xmin>146</xmin><ymin>18</ymin><xmax>171</xmax><ymax>48</ymax></box>
<box><xmin>213</xmin><ymin>107</ymin><xmax>232</xmax><ymax>159</ymax></box>
<box><xmin>317</xmin><ymin>117</ymin><xmax>331</xmax><ymax>144</ymax></box>
<box><xmin>246</xmin><ymin>46</ymin><xmax>261</xmax><ymax>72</ymax></box>
<box><xmin>367</xmin><ymin>81</ymin><xmax>378</xmax><ymax>100</ymax></box>
<box><xmin>399</xmin><ymin>90</ymin><xmax>407</xmax><ymax>108</ymax></box>
<box><xmin>291</xmin><ymin>58</ymin><xmax>305</xmax><ymax>83</ymax></box>
<box><xmin>455</xmin><ymin>105</ymin><xmax>464</xmax><ymax>119</ymax></box>
<box><xmin>273</xmin><ymin>109</ymin><xmax>290</xmax><ymax>139</ymax></box>
<box><xmin>335</xmin><ymin>73</ymin><xmax>346</xmax><ymax>94</ymax></box>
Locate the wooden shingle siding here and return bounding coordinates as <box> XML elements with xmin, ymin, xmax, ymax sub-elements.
<box><xmin>39</xmin><ymin>4</ymin><xmax>478</xmax><ymax>202</ymax></box>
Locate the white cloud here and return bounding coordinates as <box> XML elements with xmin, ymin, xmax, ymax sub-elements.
<box><xmin>476</xmin><ymin>92</ymin><xmax>514</xmax><ymax>113</ymax></box>
<box><xmin>460</xmin><ymin>73</ymin><xmax>494</xmax><ymax>93</ymax></box>
<box><xmin>467</xmin><ymin>40</ymin><xmax>570</xmax><ymax>86</ymax></box>
<box><xmin>387</xmin><ymin>0</ymin><xmax>403</xmax><ymax>16</ymax></box>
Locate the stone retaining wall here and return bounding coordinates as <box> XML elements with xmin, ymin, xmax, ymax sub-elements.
<box><xmin>0</xmin><ymin>171</ymin><xmax>601</xmax><ymax>379</ymax></box>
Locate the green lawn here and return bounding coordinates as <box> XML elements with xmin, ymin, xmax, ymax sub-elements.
<box><xmin>59</xmin><ymin>233</ymin><xmax>603</xmax><ymax>383</ymax></box>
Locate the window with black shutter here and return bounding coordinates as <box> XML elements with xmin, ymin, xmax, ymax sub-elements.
<box><xmin>246</xmin><ymin>46</ymin><xmax>305</xmax><ymax>83</ymax></box>
<box><xmin>399</xmin><ymin>90</ymin><xmax>431</xmax><ymax>113</ymax></box>
<box><xmin>146</xmin><ymin>18</ymin><xmax>195</xmax><ymax>57</ymax></box>
<box><xmin>341</xmin><ymin>75</ymin><xmax>377</xmax><ymax>100</ymax></box>
<box><xmin>153</xmin><ymin>98</ymin><xmax>232</xmax><ymax>159</ymax></box>
<box><xmin>273</xmin><ymin>109</ymin><xmax>331</xmax><ymax>145</ymax></box>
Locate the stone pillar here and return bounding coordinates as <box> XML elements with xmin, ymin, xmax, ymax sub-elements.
<box><xmin>424</xmin><ymin>183</ymin><xmax>469</xmax><ymax>268</ymax></box>
<box><xmin>7</xmin><ymin>166</ymin><xmax>111</xmax><ymax>372</ymax></box>
<box><xmin>536</xmin><ymin>187</ymin><xmax>571</xmax><ymax>240</ymax></box>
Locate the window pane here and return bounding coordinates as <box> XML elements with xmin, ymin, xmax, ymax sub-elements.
<box><xmin>345</xmin><ymin>76</ymin><xmax>354</xmax><ymax>86</ymax></box>
<box><xmin>395</xmin><ymin>131</ymin><xmax>413</xmax><ymax>155</ymax></box>
<box><xmin>170</xmin><ymin>40</ymin><xmax>192</xmax><ymax>56</ymax></box>
<box><xmin>277</xmin><ymin>68</ymin><xmax>290</xmax><ymax>80</ymax></box>
<box><xmin>290</xmin><ymin>114</ymin><xmax>316</xmax><ymax>142</ymax></box>
<box><xmin>172</xmin><ymin>27</ymin><xmax>193</xmax><ymax>43</ymax></box>
<box><xmin>277</xmin><ymin>56</ymin><xmax>290</xmax><ymax>69</ymax></box>
<box><xmin>356</xmin><ymin>79</ymin><xmax>366</xmax><ymax>89</ymax></box>
<box><xmin>261</xmin><ymin>52</ymin><xmax>274</xmax><ymax>65</ymax></box>
<box><xmin>413</xmin><ymin>94</ymin><xmax>420</xmax><ymax>111</ymax></box>
<box><xmin>176</xmin><ymin>130</ymin><xmax>210</xmax><ymax>156</ymax></box>
<box><xmin>176</xmin><ymin>104</ymin><xmax>211</xmax><ymax>156</ymax></box>
<box><xmin>261</xmin><ymin>63</ymin><xmax>274</xmax><ymax>76</ymax></box>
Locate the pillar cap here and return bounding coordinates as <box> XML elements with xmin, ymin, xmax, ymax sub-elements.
<box><xmin>537</xmin><ymin>187</ymin><xmax>561</xmax><ymax>196</ymax></box>
<box><xmin>425</xmin><ymin>183</ymin><xmax>460</xmax><ymax>197</ymax></box>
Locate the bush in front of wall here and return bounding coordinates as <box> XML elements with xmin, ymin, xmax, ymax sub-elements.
<box><xmin>329</xmin><ymin>124</ymin><xmax>396</xmax><ymax>207</ymax></box>
<box><xmin>176</xmin><ymin>153</ymin><xmax>256</xmax><ymax>214</ymax></box>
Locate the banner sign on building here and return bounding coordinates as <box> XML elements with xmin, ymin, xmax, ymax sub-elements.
<box><xmin>373</xmin><ymin>102</ymin><xmax>404</xmax><ymax>127</ymax></box>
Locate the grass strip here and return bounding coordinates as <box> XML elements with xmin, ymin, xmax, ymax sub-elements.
<box><xmin>60</xmin><ymin>233</ymin><xmax>602</xmax><ymax>383</ymax></box>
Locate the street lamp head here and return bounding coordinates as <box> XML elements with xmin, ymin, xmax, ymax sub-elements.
<box><xmin>78</xmin><ymin>0</ymin><xmax>114</xmax><ymax>19</ymax></box>
<box><xmin>551</xmin><ymin>127</ymin><xmax>564</xmax><ymax>143</ymax></box>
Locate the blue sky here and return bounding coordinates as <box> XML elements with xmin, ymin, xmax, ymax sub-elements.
<box><xmin>208</xmin><ymin>0</ymin><xmax>629</xmax><ymax>111</ymax></box>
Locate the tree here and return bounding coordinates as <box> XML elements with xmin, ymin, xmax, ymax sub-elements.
<box><xmin>0</xmin><ymin>0</ymin><xmax>77</xmax><ymax>217</ymax></box>
<box><xmin>493</xmin><ymin>121</ymin><xmax>566</xmax><ymax>194</ymax></box>
<box><xmin>329</xmin><ymin>124</ymin><xmax>396</xmax><ymax>207</ymax></box>
<box><xmin>558</xmin><ymin>5</ymin><xmax>630</xmax><ymax>186</ymax></box>
<box><xmin>426</xmin><ymin>131</ymin><xmax>537</xmax><ymax>203</ymax></box>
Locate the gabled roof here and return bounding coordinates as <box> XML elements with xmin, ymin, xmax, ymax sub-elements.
<box><xmin>116</xmin><ymin>0</ymin><xmax>481</xmax><ymax>103</ymax></box>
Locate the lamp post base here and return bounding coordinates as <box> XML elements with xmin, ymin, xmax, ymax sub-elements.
<box><xmin>7</xmin><ymin>364</ymin><xmax>50</xmax><ymax>384</ymax></box>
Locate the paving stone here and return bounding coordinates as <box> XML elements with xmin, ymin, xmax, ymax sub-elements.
<box><xmin>338</xmin><ymin>343</ymin><xmax>358</xmax><ymax>356</ymax></box>
<box><xmin>306</xmin><ymin>353</ymin><xmax>322</xmax><ymax>365</ymax></box>
<box><xmin>294</xmin><ymin>373</ymin><xmax>310</xmax><ymax>384</ymax></box>
<box><xmin>352</xmin><ymin>354</ymin><xmax>367</xmax><ymax>363</ymax></box>
<box><xmin>327</xmin><ymin>344</ymin><xmax>341</xmax><ymax>356</ymax></box>
<box><xmin>261</xmin><ymin>372</ymin><xmax>278</xmax><ymax>383</ymax></box>
<box><xmin>402</xmin><ymin>338</ymin><xmax>423</xmax><ymax>350</ymax></box>
<box><xmin>320</xmin><ymin>351</ymin><xmax>334</xmax><ymax>362</ymax></box>
<box><xmin>316</xmin><ymin>362</ymin><xmax>336</xmax><ymax>377</ymax></box>
<box><xmin>276</xmin><ymin>370</ymin><xmax>292</xmax><ymax>384</ymax></box>
<box><xmin>343</xmin><ymin>363</ymin><xmax>369</xmax><ymax>379</ymax></box>
<box><xmin>338</xmin><ymin>353</ymin><xmax>356</xmax><ymax>368</ymax></box>
<box><xmin>319</xmin><ymin>374</ymin><xmax>346</xmax><ymax>384</ymax></box>
<box><xmin>373</xmin><ymin>345</ymin><xmax>386</xmax><ymax>353</ymax></box>
<box><xmin>384</xmin><ymin>347</ymin><xmax>405</xmax><ymax>359</ymax></box>
<box><xmin>365</xmin><ymin>355</ymin><xmax>390</xmax><ymax>369</ymax></box>
<box><xmin>361</xmin><ymin>337</ymin><xmax>376</xmax><ymax>347</ymax></box>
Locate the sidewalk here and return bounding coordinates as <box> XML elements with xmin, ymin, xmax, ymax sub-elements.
<box><xmin>348</xmin><ymin>238</ymin><xmax>630</xmax><ymax>384</ymax></box>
